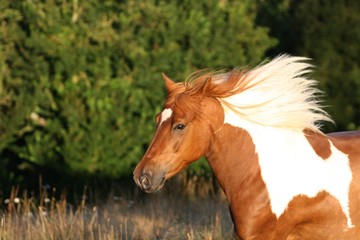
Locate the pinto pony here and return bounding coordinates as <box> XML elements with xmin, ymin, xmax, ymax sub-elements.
<box><xmin>133</xmin><ymin>55</ymin><xmax>360</xmax><ymax>239</ymax></box>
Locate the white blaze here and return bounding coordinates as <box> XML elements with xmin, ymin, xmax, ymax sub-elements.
<box><xmin>223</xmin><ymin>106</ymin><xmax>354</xmax><ymax>228</ymax></box>
<box><xmin>160</xmin><ymin>108</ymin><xmax>172</xmax><ymax>125</ymax></box>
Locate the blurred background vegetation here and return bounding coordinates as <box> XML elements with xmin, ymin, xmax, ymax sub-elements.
<box><xmin>0</xmin><ymin>0</ymin><xmax>359</xmax><ymax>192</ymax></box>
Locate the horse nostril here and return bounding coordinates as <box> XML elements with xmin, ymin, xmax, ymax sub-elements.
<box><xmin>140</xmin><ymin>174</ymin><xmax>151</xmax><ymax>190</ymax></box>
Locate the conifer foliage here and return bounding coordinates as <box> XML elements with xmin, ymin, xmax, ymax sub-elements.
<box><xmin>0</xmin><ymin>0</ymin><xmax>275</xmax><ymax>186</ymax></box>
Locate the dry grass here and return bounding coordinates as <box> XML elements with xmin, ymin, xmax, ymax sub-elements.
<box><xmin>0</xmin><ymin>174</ymin><xmax>234</xmax><ymax>239</ymax></box>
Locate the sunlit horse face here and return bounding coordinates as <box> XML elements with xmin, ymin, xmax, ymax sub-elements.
<box><xmin>133</xmin><ymin>74</ymin><xmax>222</xmax><ymax>193</ymax></box>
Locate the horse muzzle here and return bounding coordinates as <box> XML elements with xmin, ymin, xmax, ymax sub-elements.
<box><xmin>133</xmin><ymin>170</ymin><xmax>166</xmax><ymax>193</ymax></box>
<box><xmin>139</xmin><ymin>174</ymin><xmax>152</xmax><ymax>191</ymax></box>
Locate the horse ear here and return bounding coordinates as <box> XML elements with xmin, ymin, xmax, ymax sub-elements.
<box><xmin>162</xmin><ymin>73</ymin><xmax>175</xmax><ymax>92</ymax></box>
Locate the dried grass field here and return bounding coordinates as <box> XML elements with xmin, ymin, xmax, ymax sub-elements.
<box><xmin>0</xmin><ymin>174</ymin><xmax>234</xmax><ymax>240</ymax></box>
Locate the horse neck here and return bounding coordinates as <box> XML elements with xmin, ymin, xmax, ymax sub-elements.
<box><xmin>206</xmin><ymin>123</ymin><xmax>254</xmax><ymax>184</ymax></box>
<box><xmin>206</xmin><ymin>124</ymin><xmax>270</xmax><ymax>200</ymax></box>
<box><xmin>205</xmin><ymin>124</ymin><xmax>280</xmax><ymax>236</ymax></box>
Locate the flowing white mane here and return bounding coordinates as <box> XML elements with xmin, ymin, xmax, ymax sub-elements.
<box><xmin>215</xmin><ymin>55</ymin><xmax>333</xmax><ymax>132</ymax></box>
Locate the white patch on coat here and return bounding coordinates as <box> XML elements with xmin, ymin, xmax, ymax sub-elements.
<box><xmin>160</xmin><ymin>108</ymin><xmax>172</xmax><ymax>125</ymax></box>
<box><xmin>222</xmin><ymin>106</ymin><xmax>354</xmax><ymax>228</ymax></box>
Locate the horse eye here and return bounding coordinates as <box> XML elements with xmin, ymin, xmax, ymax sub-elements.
<box><xmin>173</xmin><ymin>124</ymin><xmax>186</xmax><ymax>131</ymax></box>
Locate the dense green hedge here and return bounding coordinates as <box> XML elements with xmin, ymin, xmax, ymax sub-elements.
<box><xmin>0</xmin><ymin>0</ymin><xmax>275</xmax><ymax>187</ymax></box>
<box><xmin>2</xmin><ymin>0</ymin><xmax>359</xmax><ymax>189</ymax></box>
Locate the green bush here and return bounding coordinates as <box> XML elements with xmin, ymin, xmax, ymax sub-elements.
<box><xmin>256</xmin><ymin>0</ymin><xmax>360</xmax><ymax>131</ymax></box>
<box><xmin>0</xmin><ymin>0</ymin><xmax>275</xmax><ymax>187</ymax></box>
<box><xmin>291</xmin><ymin>0</ymin><xmax>360</xmax><ymax>131</ymax></box>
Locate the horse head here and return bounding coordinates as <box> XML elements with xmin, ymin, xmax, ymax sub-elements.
<box><xmin>133</xmin><ymin>73</ymin><xmax>223</xmax><ymax>192</ymax></box>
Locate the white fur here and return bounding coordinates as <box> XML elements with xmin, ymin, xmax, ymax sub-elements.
<box><xmin>216</xmin><ymin>56</ymin><xmax>353</xmax><ymax>227</ymax></box>
<box><xmin>221</xmin><ymin>85</ymin><xmax>354</xmax><ymax>228</ymax></box>
<box><xmin>160</xmin><ymin>108</ymin><xmax>172</xmax><ymax>125</ymax></box>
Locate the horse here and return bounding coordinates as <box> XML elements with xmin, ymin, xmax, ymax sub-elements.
<box><xmin>133</xmin><ymin>55</ymin><xmax>360</xmax><ymax>239</ymax></box>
